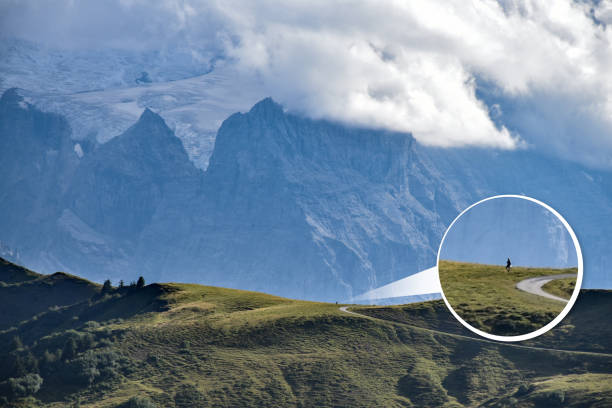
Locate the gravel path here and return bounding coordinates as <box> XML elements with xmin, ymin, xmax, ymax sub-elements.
<box><xmin>515</xmin><ymin>273</ymin><xmax>577</xmax><ymax>302</ymax></box>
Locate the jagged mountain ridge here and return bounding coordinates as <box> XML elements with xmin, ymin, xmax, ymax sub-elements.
<box><xmin>0</xmin><ymin>37</ymin><xmax>268</xmax><ymax>169</ymax></box>
<box><xmin>163</xmin><ymin>98</ymin><xmax>458</xmax><ymax>298</ymax></box>
<box><xmin>1</xmin><ymin>89</ymin><xmax>611</xmax><ymax>301</ymax></box>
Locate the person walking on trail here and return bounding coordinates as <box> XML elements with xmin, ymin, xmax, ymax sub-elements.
<box><xmin>506</xmin><ymin>258</ymin><xmax>512</xmax><ymax>273</ymax></box>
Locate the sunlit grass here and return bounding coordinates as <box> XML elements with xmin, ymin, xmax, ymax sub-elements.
<box><xmin>542</xmin><ymin>278</ymin><xmax>575</xmax><ymax>300</ymax></box>
<box><xmin>438</xmin><ymin>260</ymin><xmax>577</xmax><ymax>336</ymax></box>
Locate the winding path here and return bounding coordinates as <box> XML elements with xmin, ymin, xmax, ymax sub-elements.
<box><xmin>515</xmin><ymin>273</ymin><xmax>577</xmax><ymax>302</ymax></box>
<box><xmin>338</xmin><ymin>304</ymin><xmax>612</xmax><ymax>357</ymax></box>
<box><xmin>339</xmin><ymin>306</ymin><xmax>358</xmax><ymax>315</ymax></box>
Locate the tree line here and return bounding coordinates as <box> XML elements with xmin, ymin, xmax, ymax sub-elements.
<box><xmin>101</xmin><ymin>276</ymin><xmax>145</xmax><ymax>294</ymax></box>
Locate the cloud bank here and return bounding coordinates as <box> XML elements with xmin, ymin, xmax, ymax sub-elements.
<box><xmin>2</xmin><ymin>0</ymin><xmax>612</xmax><ymax>165</ymax></box>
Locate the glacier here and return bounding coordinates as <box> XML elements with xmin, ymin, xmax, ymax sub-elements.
<box><xmin>0</xmin><ymin>37</ymin><xmax>267</xmax><ymax>169</ymax></box>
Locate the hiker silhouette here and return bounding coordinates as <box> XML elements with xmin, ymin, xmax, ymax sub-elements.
<box><xmin>506</xmin><ymin>258</ymin><xmax>512</xmax><ymax>272</ymax></box>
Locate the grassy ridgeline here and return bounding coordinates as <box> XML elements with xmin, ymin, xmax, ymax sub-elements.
<box><xmin>438</xmin><ymin>260</ymin><xmax>577</xmax><ymax>336</ymax></box>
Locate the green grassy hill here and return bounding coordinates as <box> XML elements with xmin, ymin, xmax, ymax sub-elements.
<box><xmin>438</xmin><ymin>260</ymin><xmax>578</xmax><ymax>336</ymax></box>
<box><xmin>0</xmin><ymin>259</ymin><xmax>610</xmax><ymax>408</ymax></box>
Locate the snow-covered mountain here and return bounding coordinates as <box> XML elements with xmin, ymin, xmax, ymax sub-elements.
<box><xmin>1</xmin><ymin>88</ymin><xmax>611</xmax><ymax>301</ymax></box>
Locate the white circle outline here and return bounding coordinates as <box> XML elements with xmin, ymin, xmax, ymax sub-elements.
<box><xmin>436</xmin><ymin>194</ymin><xmax>583</xmax><ymax>342</ymax></box>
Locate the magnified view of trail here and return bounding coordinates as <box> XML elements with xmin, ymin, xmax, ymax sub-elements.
<box><xmin>516</xmin><ymin>273</ymin><xmax>577</xmax><ymax>302</ymax></box>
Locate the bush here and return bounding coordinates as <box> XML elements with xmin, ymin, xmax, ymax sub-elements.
<box><xmin>63</xmin><ymin>338</ymin><xmax>78</xmax><ymax>361</ymax></box>
<box><xmin>0</xmin><ymin>350</ymin><xmax>39</xmax><ymax>379</ymax></box>
<box><xmin>11</xmin><ymin>336</ymin><xmax>23</xmax><ymax>351</ymax></box>
<box><xmin>84</xmin><ymin>321</ymin><xmax>101</xmax><ymax>330</ymax></box>
<box><xmin>117</xmin><ymin>396</ymin><xmax>156</xmax><ymax>408</ymax></box>
<box><xmin>0</xmin><ymin>373</ymin><xmax>43</xmax><ymax>399</ymax></box>
<box><xmin>174</xmin><ymin>384</ymin><xmax>207</xmax><ymax>407</ymax></box>
<box><xmin>59</xmin><ymin>350</ymin><xmax>122</xmax><ymax>386</ymax></box>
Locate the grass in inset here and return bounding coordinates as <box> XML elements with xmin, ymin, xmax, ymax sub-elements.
<box><xmin>438</xmin><ymin>260</ymin><xmax>577</xmax><ymax>336</ymax></box>
<box><xmin>542</xmin><ymin>278</ymin><xmax>575</xmax><ymax>300</ymax></box>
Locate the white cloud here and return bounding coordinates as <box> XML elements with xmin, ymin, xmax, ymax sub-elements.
<box><xmin>3</xmin><ymin>0</ymin><xmax>612</xmax><ymax>163</ymax></box>
<box><xmin>217</xmin><ymin>0</ymin><xmax>521</xmax><ymax>148</ymax></box>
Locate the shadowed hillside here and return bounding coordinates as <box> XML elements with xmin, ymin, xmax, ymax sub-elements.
<box><xmin>0</xmin><ymin>257</ymin><xmax>100</xmax><ymax>329</ymax></box>
<box><xmin>0</xmin><ymin>257</ymin><xmax>40</xmax><ymax>284</ymax></box>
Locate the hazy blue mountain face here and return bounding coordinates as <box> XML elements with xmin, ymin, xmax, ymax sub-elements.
<box><xmin>158</xmin><ymin>98</ymin><xmax>459</xmax><ymax>299</ymax></box>
<box><xmin>424</xmin><ymin>146</ymin><xmax>612</xmax><ymax>288</ymax></box>
<box><xmin>56</xmin><ymin>107</ymin><xmax>203</xmax><ymax>278</ymax></box>
<box><xmin>1</xmin><ymin>89</ymin><xmax>611</xmax><ymax>301</ymax></box>
<box><xmin>0</xmin><ymin>89</ymin><xmax>81</xmax><ymax>270</ymax></box>
<box><xmin>66</xmin><ymin>108</ymin><xmax>201</xmax><ymax>239</ymax></box>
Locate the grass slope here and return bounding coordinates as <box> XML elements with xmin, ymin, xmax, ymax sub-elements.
<box><xmin>438</xmin><ymin>260</ymin><xmax>577</xmax><ymax>336</ymax></box>
<box><xmin>542</xmin><ymin>278</ymin><xmax>575</xmax><ymax>300</ymax></box>
<box><xmin>0</xmin><ymin>260</ymin><xmax>609</xmax><ymax>408</ymax></box>
<box><xmin>356</xmin><ymin>292</ymin><xmax>612</xmax><ymax>407</ymax></box>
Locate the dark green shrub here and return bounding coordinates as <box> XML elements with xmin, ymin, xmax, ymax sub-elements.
<box><xmin>0</xmin><ymin>350</ymin><xmax>39</xmax><ymax>379</ymax></box>
<box><xmin>62</xmin><ymin>338</ymin><xmax>78</xmax><ymax>361</ymax></box>
<box><xmin>10</xmin><ymin>336</ymin><xmax>23</xmax><ymax>351</ymax></box>
<box><xmin>0</xmin><ymin>373</ymin><xmax>43</xmax><ymax>399</ymax></box>
<box><xmin>117</xmin><ymin>396</ymin><xmax>156</xmax><ymax>408</ymax></box>
<box><xmin>84</xmin><ymin>321</ymin><xmax>101</xmax><ymax>330</ymax></box>
<box><xmin>174</xmin><ymin>384</ymin><xmax>207</xmax><ymax>407</ymax></box>
<box><xmin>59</xmin><ymin>350</ymin><xmax>122</xmax><ymax>386</ymax></box>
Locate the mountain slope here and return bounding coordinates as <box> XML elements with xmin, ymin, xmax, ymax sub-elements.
<box><xmin>66</xmin><ymin>107</ymin><xmax>201</xmax><ymax>239</ymax></box>
<box><xmin>0</xmin><ymin>257</ymin><xmax>40</xmax><ymax>284</ymax></box>
<box><xmin>0</xmin><ymin>263</ymin><xmax>610</xmax><ymax>407</ymax></box>
<box><xmin>0</xmin><ymin>258</ymin><xmax>100</xmax><ymax>330</ymax></box>
<box><xmin>162</xmin><ymin>98</ymin><xmax>458</xmax><ymax>299</ymax></box>
<box><xmin>0</xmin><ymin>89</ymin><xmax>82</xmax><ymax>270</ymax></box>
<box><xmin>1</xmin><ymin>91</ymin><xmax>612</xmax><ymax>301</ymax></box>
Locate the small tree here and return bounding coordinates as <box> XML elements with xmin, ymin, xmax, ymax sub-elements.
<box><xmin>136</xmin><ymin>276</ymin><xmax>145</xmax><ymax>288</ymax></box>
<box><xmin>10</xmin><ymin>336</ymin><xmax>23</xmax><ymax>351</ymax></box>
<box><xmin>119</xmin><ymin>280</ymin><xmax>125</xmax><ymax>288</ymax></box>
<box><xmin>121</xmin><ymin>396</ymin><xmax>156</xmax><ymax>408</ymax></box>
<box><xmin>63</xmin><ymin>338</ymin><xmax>78</xmax><ymax>361</ymax></box>
<box><xmin>102</xmin><ymin>279</ymin><xmax>112</xmax><ymax>294</ymax></box>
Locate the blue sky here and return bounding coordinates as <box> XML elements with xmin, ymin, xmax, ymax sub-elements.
<box><xmin>440</xmin><ymin>197</ymin><xmax>578</xmax><ymax>269</ymax></box>
<box><xmin>2</xmin><ymin>0</ymin><xmax>612</xmax><ymax>168</ymax></box>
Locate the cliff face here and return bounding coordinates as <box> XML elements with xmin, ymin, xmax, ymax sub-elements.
<box><xmin>0</xmin><ymin>89</ymin><xmax>80</xmax><ymax>270</ymax></box>
<box><xmin>1</xmin><ymin>90</ymin><xmax>611</xmax><ymax>301</ymax></box>
<box><xmin>169</xmin><ymin>98</ymin><xmax>460</xmax><ymax>299</ymax></box>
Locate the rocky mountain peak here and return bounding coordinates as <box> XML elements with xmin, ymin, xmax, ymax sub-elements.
<box><xmin>248</xmin><ymin>97</ymin><xmax>284</xmax><ymax>116</ymax></box>
<box><xmin>127</xmin><ymin>107</ymin><xmax>174</xmax><ymax>139</ymax></box>
<box><xmin>0</xmin><ymin>88</ymin><xmax>23</xmax><ymax>107</ymax></box>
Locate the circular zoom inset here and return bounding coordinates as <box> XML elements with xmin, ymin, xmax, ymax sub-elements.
<box><xmin>437</xmin><ymin>195</ymin><xmax>582</xmax><ymax>342</ymax></box>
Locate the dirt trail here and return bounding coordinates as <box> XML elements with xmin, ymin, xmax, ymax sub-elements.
<box><xmin>338</xmin><ymin>302</ymin><xmax>612</xmax><ymax>357</ymax></box>
<box><xmin>515</xmin><ymin>273</ymin><xmax>577</xmax><ymax>302</ymax></box>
